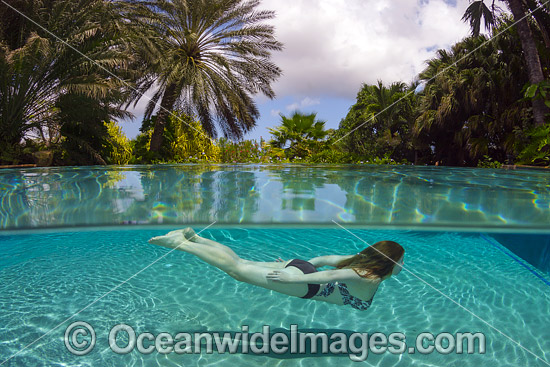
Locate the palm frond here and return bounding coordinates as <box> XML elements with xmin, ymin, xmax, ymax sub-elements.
<box><xmin>462</xmin><ymin>0</ymin><xmax>496</xmax><ymax>36</ymax></box>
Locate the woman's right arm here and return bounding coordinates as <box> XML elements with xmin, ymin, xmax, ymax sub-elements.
<box><xmin>307</xmin><ymin>255</ymin><xmax>355</xmax><ymax>268</ymax></box>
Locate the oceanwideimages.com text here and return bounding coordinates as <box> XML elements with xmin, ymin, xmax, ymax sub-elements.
<box><xmin>65</xmin><ymin>322</ymin><xmax>486</xmax><ymax>361</ymax></box>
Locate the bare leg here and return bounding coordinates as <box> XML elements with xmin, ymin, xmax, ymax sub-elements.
<box><xmin>178</xmin><ymin>228</ymin><xmax>243</xmax><ymax>262</ymax></box>
<box><xmin>148</xmin><ymin>228</ymin><xmax>309</xmax><ymax>297</ymax></box>
<box><xmin>177</xmin><ymin>228</ymin><xmax>290</xmax><ymax>269</ymax></box>
<box><xmin>149</xmin><ymin>228</ymin><xmax>242</xmax><ymax>278</ymax></box>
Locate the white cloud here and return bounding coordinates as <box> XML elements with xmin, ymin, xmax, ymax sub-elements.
<box><xmin>285</xmin><ymin>103</ymin><xmax>300</xmax><ymax>111</ymax></box>
<box><xmin>121</xmin><ymin>0</ymin><xmax>509</xmax><ymax>140</ymax></box>
<box><xmin>258</xmin><ymin>0</ymin><xmax>506</xmax><ymax>99</ymax></box>
<box><xmin>285</xmin><ymin>96</ymin><xmax>321</xmax><ymax>110</ymax></box>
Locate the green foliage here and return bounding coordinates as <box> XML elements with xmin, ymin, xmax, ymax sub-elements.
<box><xmin>0</xmin><ymin>0</ymin><xmax>133</xmax><ymax>163</ymax></box>
<box><xmin>268</xmin><ymin>112</ymin><xmax>328</xmax><ymax>160</ymax></box>
<box><xmin>515</xmin><ymin>123</ymin><xmax>550</xmax><ymax>166</ymax></box>
<box><xmin>104</xmin><ymin>121</ymin><xmax>132</xmax><ymax>165</ymax></box>
<box><xmin>525</xmin><ymin>84</ymin><xmax>540</xmax><ymax>99</ymax></box>
<box><xmin>58</xmin><ymin>94</ymin><xmax>112</xmax><ymax>165</ymax></box>
<box><xmin>166</xmin><ymin>114</ymin><xmax>220</xmax><ymax>163</ymax></box>
<box><xmin>462</xmin><ymin>0</ymin><xmax>497</xmax><ymax>36</ymax></box>
<box><xmin>0</xmin><ymin>143</ymin><xmax>34</xmax><ymax>165</ymax></box>
<box><xmin>514</xmin><ymin>81</ymin><xmax>550</xmax><ymax>166</ymax></box>
<box><xmin>338</xmin><ymin>80</ymin><xmax>417</xmax><ymax>163</ymax></box>
<box><xmin>260</xmin><ymin>143</ymin><xmax>290</xmax><ymax>163</ymax></box>
<box><xmin>219</xmin><ymin>138</ymin><xmax>263</xmax><ymax>163</ymax></box>
<box><xmin>269</xmin><ymin>112</ymin><xmax>328</xmax><ymax>147</ymax></box>
<box><xmin>368</xmin><ymin>154</ymin><xmax>405</xmax><ymax>165</ymax></box>
<box><xmin>217</xmin><ymin>138</ymin><xmax>295</xmax><ymax>163</ymax></box>
<box><xmin>3</xmin><ymin>2</ymin><xmax>549</xmax><ymax>168</ymax></box>
<box><xmin>56</xmin><ymin>95</ymin><xmax>132</xmax><ymax>166</ymax></box>
<box><xmin>523</xmin><ymin>80</ymin><xmax>550</xmax><ymax>108</ymax></box>
<box><xmin>477</xmin><ymin>155</ymin><xmax>503</xmax><ymax>168</ymax></box>
<box><xmin>130</xmin><ymin>129</ymin><xmax>157</xmax><ymax>164</ymax></box>
<box><xmin>415</xmin><ymin>19</ymin><xmax>530</xmax><ymax>166</ymax></box>
<box><xmin>308</xmin><ymin>149</ymin><xmax>359</xmax><ymax>164</ymax></box>
<box><xmin>131</xmin><ymin>111</ymin><xmax>219</xmax><ymax>164</ymax></box>
<box><xmin>130</xmin><ymin>0</ymin><xmax>282</xmax><ymax>153</ymax></box>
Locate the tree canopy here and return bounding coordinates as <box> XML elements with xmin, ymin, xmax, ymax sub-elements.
<box><xmin>1</xmin><ymin>1</ymin><xmax>549</xmax><ymax>167</ymax></box>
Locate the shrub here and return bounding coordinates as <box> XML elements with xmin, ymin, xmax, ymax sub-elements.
<box><xmin>515</xmin><ymin>123</ymin><xmax>550</xmax><ymax>166</ymax></box>
<box><xmin>308</xmin><ymin>149</ymin><xmax>358</xmax><ymax>163</ymax></box>
<box><xmin>219</xmin><ymin>138</ymin><xmax>262</xmax><ymax>163</ymax></box>
<box><xmin>104</xmin><ymin>121</ymin><xmax>132</xmax><ymax>165</ymax></box>
<box><xmin>131</xmin><ymin>111</ymin><xmax>219</xmax><ymax>163</ymax></box>
<box><xmin>477</xmin><ymin>155</ymin><xmax>503</xmax><ymax>168</ymax></box>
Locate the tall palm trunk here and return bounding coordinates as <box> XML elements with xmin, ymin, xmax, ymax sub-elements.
<box><xmin>525</xmin><ymin>0</ymin><xmax>550</xmax><ymax>49</ymax></box>
<box><xmin>149</xmin><ymin>83</ymin><xmax>177</xmax><ymax>152</ymax></box>
<box><xmin>508</xmin><ymin>0</ymin><xmax>548</xmax><ymax>125</ymax></box>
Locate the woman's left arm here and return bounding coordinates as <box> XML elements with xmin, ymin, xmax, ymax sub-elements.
<box><xmin>266</xmin><ymin>268</ymin><xmax>358</xmax><ymax>284</ymax></box>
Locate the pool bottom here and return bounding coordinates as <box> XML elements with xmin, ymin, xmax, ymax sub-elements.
<box><xmin>0</xmin><ymin>228</ymin><xmax>549</xmax><ymax>366</ymax></box>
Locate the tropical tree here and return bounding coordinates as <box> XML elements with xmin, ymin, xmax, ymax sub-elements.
<box><xmin>507</xmin><ymin>0</ymin><xmax>549</xmax><ymax>125</ymax></box>
<box><xmin>462</xmin><ymin>0</ymin><xmax>499</xmax><ymax>36</ymax></box>
<box><xmin>268</xmin><ymin>111</ymin><xmax>328</xmax><ymax>159</ymax></box>
<box><xmin>131</xmin><ymin>111</ymin><xmax>220</xmax><ymax>163</ymax></box>
<box><xmin>462</xmin><ymin>0</ymin><xmax>549</xmax><ymax>125</ymax></box>
<box><xmin>129</xmin><ymin>0</ymin><xmax>283</xmax><ymax>153</ymax></box>
<box><xmin>523</xmin><ymin>0</ymin><xmax>550</xmax><ymax>49</ymax></box>
<box><xmin>415</xmin><ymin>22</ymin><xmax>530</xmax><ymax>166</ymax></box>
<box><xmin>337</xmin><ymin>81</ymin><xmax>417</xmax><ymax>162</ymax></box>
<box><xmin>0</xmin><ymin>0</ymin><xmax>135</xmax><ymax>164</ymax></box>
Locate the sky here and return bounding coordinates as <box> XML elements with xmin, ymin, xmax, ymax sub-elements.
<box><xmin>119</xmin><ymin>0</ymin><xmax>505</xmax><ymax>142</ymax></box>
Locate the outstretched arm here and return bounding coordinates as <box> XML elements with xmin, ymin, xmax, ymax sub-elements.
<box><xmin>307</xmin><ymin>255</ymin><xmax>354</xmax><ymax>268</ymax></box>
<box><xmin>266</xmin><ymin>268</ymin><xmax>359</xmax><ymax>284</ymax></box>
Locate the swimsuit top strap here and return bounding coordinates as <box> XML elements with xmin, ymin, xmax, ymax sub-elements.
<box><xmin>317</xmin><ymin>282</ymin><xmax>336</xmax><ymax>297</ymax></box>
<box><xmin>337</xmin><ymin>282</ymin><xmax>375</xmax><ymax>311</ymax></box>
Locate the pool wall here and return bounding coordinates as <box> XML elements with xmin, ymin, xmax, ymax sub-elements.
<box><xmin>490</xmin><ymin>233</ymin><xmax>550</xmax><ymax>274</ymax></box>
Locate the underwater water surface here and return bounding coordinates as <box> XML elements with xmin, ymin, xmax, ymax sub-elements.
<box><xmin>1</xmin><ymin>164</ymin><xmax>550</xmax><ymax>231</ymax></box>
<box><xmin>1</xmin><ymin>164</ymin><xmax>549</xmax><ymax>366</ymax></box>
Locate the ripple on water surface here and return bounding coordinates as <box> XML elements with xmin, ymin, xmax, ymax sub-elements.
<box><xmin>0</xmin><ymin>228</ymin><xmax>549</xmax><ymax>366</ymax></box>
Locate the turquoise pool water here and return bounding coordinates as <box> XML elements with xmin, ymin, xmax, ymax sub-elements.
<box><xmin>1</xmin><ymin>165</ymin><xmax>549</xmax><ymax>366</ymax></box>
<box><xmin>1</xmin><ymin>164</ymin><xmax>550</xmax><ymax>231</ymax></box>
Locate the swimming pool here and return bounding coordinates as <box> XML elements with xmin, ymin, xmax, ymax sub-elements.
<box><xmin>0</xmin><ymin>165</ymin><xmax>549</xmax><ymax>366</ymax></box>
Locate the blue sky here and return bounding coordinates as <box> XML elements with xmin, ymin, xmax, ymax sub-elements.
<box><xmin>119</xmin><ymin>0</ymin><xmax>507</xmax><ymax>142</ymax></box>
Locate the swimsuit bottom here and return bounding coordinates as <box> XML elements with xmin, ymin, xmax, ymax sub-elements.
<box><xmin>285</xmin><ymin>259</ymin><xmax>320</xmax><ymax>299</ymax></box>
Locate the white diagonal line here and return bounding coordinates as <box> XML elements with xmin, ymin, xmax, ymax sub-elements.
<box><xmin>333</xmin><ymin>0</ymin><xmax>550</xmax><ymax>146</ymax></box>
<box><xmin>0</xmin><ymin>222</ymin><xmax>217</xmax><ymax>366</ymax></box>
<box><xmin>332</xmin><ymin>220</ymin><xmax>550</xmax><ymax>366</ymax></box>
<box><xmin>0</xmin><ymin>0</ymin><xmax>216</xmax><ymax>143</ymax></box>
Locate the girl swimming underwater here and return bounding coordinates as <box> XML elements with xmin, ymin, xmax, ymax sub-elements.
<box><xmin>149</xmin><ymin>228</ymin><xmax>404</xmax><ymax>311</ymax></box>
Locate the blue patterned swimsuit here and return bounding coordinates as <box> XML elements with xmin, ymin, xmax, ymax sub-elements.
<box><xmin>317</xmin><ymin>282</ymin><xmax>375</xmax><ymax>311</ymax></box>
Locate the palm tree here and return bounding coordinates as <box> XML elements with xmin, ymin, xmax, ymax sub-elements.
<box><xmin>506</xmin><ymin>0</ymin><xmax>548</xmax><ymax>125</ymax></box>
<box><xmin>415</xmin><ymin>27</ymin><xmax>529</xmax><ymax>165</ymax></box>
<box><xmin>338</xmin><ymin>81</ymin><xmax>416</xmax><ymax>161</ymax></box>
<box><xmin>129</xmin><ymin>0</ymin><xmax>283</xmax><ymax>153</ymax></box>
<box><xmin>462</xmin><ymin>0</ymin><xmax>548</xmax><ymax>125</ymax></box>
<box><xmin>268</xmin><ymin>111</ymin><xmax>328</xmax><ymax>150</ymax></box>
<box><xmin>462</xmin><ymin>0</ymin><xmax>499</xmax><ymax>36</ymax></box>
<box><xmin>0</xmin><ymin>0</ymin><xmax>133</xmax><ymax>164</ymax></box>
<box><xmin>523</xmin><ymin>0</ymin><xmax>550</xmax><ymax>48</ymax></box>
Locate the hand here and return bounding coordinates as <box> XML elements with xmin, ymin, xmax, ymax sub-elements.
<box><xmin>266</xmin><ymin>270</ymin><xmax>295</xmax><ymax>283</ymax></box>
<box><xmin>275</xmin><ymin>257</ymin><xmax>285</xmax><ymax>262</ymax></box>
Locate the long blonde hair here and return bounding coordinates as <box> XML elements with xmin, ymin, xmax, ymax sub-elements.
<box><xmin>336</xmin><ymin>241</ymin><xmax>404</xmax><ymax>279</ymax></box>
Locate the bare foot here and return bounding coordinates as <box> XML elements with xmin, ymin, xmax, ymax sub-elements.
<box><xmin>148</xmin><ymin>229</ymin><xmax>193</xmax><ymax>250</ymax></box>
<box><xmin>181</xmin><ymin>227</ymin><xmax>198</xmax><ymax>241</ymax></box>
